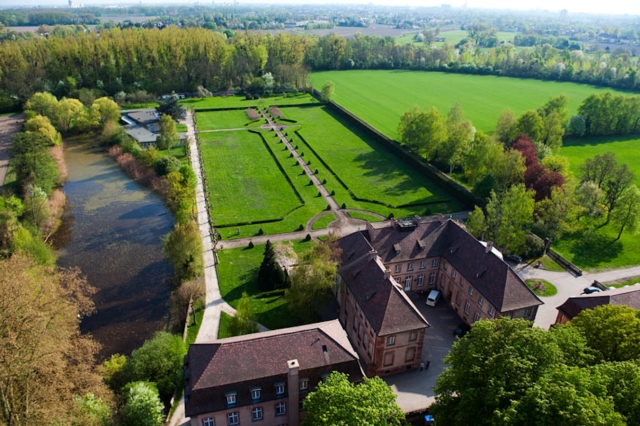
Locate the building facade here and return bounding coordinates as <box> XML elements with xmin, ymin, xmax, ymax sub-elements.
<box><xmin>184</xmin><ymin>320</ymin><xmax>364</xmax><ymax>426</ymax></box>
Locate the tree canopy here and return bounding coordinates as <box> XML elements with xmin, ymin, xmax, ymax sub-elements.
<box><xmin>302</xmin><ymin>372</ymin><xmax>404</xmax><ymax>426</ymax></box>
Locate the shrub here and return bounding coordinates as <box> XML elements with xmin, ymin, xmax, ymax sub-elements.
<box><xmin>322</xmin><ymin>179</ymin><xmax>327</xmax><ymax>184</ymax></box>
<box><xmin>309</xmin><ymin>180</ymin><xmax>313</xmax><ymax>186</ymax></box>
<box><xmin>315</xmin><ymin>169</ymin><xmax>319</xmax><ymax>174</ymax></box>
<box><xmin>330</xmin><ymin>190</ymin><xmax>335</xmax><ymax>196</ymax></box>
<box><xmin>317</xmin><ymin>192</ymin><xmax>322</xmax><ymax>197</ymax></box>
<box><xmin>257</xmin><ymin>228</ymin><xmax>264</xmax><ymax>236</ymax></box>
<box><xmin>307</xmin><ymin>159</ymin><xmax>311</xmax><ymax>165</ymax></box>
<box><xmin>301</xmin><ymin>170</ymin><xmax>306</xmax><ymax>175</ymax></box>
<box><xmin>154</xmin><ymin>156</ymin><xmax>181</xmax><ymax>177</ymax></box>
<box><xmin>121</xmin><ymin>382</ymin><xmax>164</xmax><ymax>426</ymax></box>
<box><xmin>523</xmin><ymin>234</ymin><xmax>545</xmax><ymax>258</ymax></box>
<box><xmin>295</xmin><ymin>145</ymin><xmax>299</xmax><ymax>149</ymax></box>
<box><xmin>388</xmin><ymin>213</ymin><xmax>395</xmax><ymax>220</ymax></box>
<box><xmin>341</xmin><ymin>203</ymin><xmax>346</xmax><ymax>209</ymax></box>
<box><xmin>304</xmin><ymin>234</ymin><xmax>311</xmax><ymax>241</ymax></box>
<box><xmin>289</xmin><ymin>153</ymin><xmax>293</xmax><ymax>158</ymax></box>
<box><xmin>300</xmin><ymin>152</ymin><xmax>304</xmax><ymax>157</ymax></box>
<box><xmin>297</xmin><ymin>224</ymin><xmax>304</xmax><ymax>231</ymax></box>
<box><xmin>163</xmin><ymin>220</ymin><xmax>204</xmax><ymax>281</ymax></box>
<box><xmin>248</xmin><ymin>241</ymin><xmax>254</xmax><ymax>249</ymax></box>
<box><xmin>326</xmin><ymin>205</ymin><xmax>331</xmax><ymax>210</ymax></box>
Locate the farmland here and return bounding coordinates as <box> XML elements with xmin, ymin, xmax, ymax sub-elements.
<box><xmin>310</xmin><ymin>70</ymin><xmax>631</xmax><ymax>137</ymax></box>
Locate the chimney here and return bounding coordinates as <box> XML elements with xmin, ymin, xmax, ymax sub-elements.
<box><xmin>368</xmin><ymin>250</ymin><xmax>377</xmax><ymax>261</ymax></box>
<box><xmin>384</xmin><ymin>269</ymin><xmax>391</xmax><ymax>280</ymax></box>
<box><xmin>287</xmin><ymin>359</ymin><xmax>300</xmax><ymax>426</ymax></box>
<box><xmin>485</xmin><ymin>241</ymin><xmax>494</xmax><ymax>254</ymax></box>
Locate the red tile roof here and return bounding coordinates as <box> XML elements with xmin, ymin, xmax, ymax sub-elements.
<box><xmin>557</xmin><ymin>285</ymin><xmax>640</xmax><ymax>320</ymax></box>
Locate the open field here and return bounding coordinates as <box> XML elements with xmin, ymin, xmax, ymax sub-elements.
<box><xmin>310</xmin><ymin>70</ymin><xmax>631</xmax><ymax>136</ymax></box>
<box><xmin>561</xmin><ymin>136</ymin><xmax>640</xmax><ymax>186</ymax></box>
<box><xmin>216</xmin><ymin>240</ymin><xmax>312</xmax><ymax>331</ymax></box>
<box><xmin>196</xmin><ymin>110</ymin><xmax>262</xmax><ymax>131</ymax></box>
<box><xmin>183</xmin><ymin>93</ymin><xmax>317</xmax><ymax>110</ymax></box>
<box><xmin>395</xmin><ymin>30</ymin><xmax>517</xmax><ymax>46</ymax></box>
<box><xmin>199</xmin><ymin>130</ymin><xmax>302</xmax><ymax>227</ymax></box>
<box><xmin>284</xmin><ymin>106</ymin><xmax>460</xmax><ymax>211</ymax></box>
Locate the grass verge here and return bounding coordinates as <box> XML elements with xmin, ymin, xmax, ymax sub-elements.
<box><xmin>347</xmin><ymin>211</ymin><xmax>385</xmax><ymax>222</ymax></box>
<box><xmin>525</xmin><ymin>279</ymin><xmax>557</xmax><ymax>297</ymax></box>
<box><xmin>311</xmin><ymin>213</ymin><xmax>336</xmax><ymax>230</ymax></box>
<box><xmin>185</xmin><ymin>298</ymin><xmax>205</xmax><ymax>345</ymax></box>
<box><xmin>218</xmin><ymin>311</ymin><xmax>234</xmax><ymax>339</ymax></box>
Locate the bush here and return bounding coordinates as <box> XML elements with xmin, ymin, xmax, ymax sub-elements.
<box><xmin>248</xmin><ymin>241</ymin><xmax>254</xmax><ymax>249</ymax></box>
<box><xmin>388</xmin><ymin>213</ymin><xmax>395</xmax><ymax>220</ymax></box>
<box><xmin>317</xmin><ymin>192</ymin><xmax>322</xmax><ymax>197</ymax></box>
<box><xmin>121</xmin><ymin>382</ymin><xmax>164</xmax><ymax>426</ymax></box>
<box><xmin>309</xmin><ymin>179</ymin><xmax>313</xmax><ymax>185</ymax></box>
<box><xmin>326</xmin><ymin>204</ymin><xmax>331</xmax><ymax>210</ymax></box>
<box><xmin>154</xmin><ymin>156</ymin><xmax>182</xmax><ymax>177</ymax></box>
<box><xmin>301</xmin><ymin>170</ymin><xmax>306</xmax><ymax>175</ymax></box>
<box><xmin>289</xmin><ymin>153</ymin><xmax>293</xmax><ymax>158</ymax></box>
<box><xmin>305</xmin><ymin>234</ymin><xmax>311</xmax><ymax>241</ymax></box>
<box><xmin>257</xmin><ymin>228</ymin><xmax>264</xmax><ymax>236</ymax></box>
<box><xmin>163</xmin><ymin>220</ymin><xmax>204</xmax><ymax>282</ymax></box>
<box><xmin>295</xmin><ymin>145</ymin><xmax>299</xmax><ymax>149</ymax></box>
<box><xmin>322</xmin><ymin>179</ymin><xmax>327</xmax><ymax>184</ymax></box>
<box><xmin>307</xmin><ymin>159</ymin><xmax>311</xmax><ymax>165</ymax></box>
<box><xmin>300</xmin><ymin>152</ymin><xmax>304</xmax><ymax>157</ymax></box>
<box><xmin>330</xmin><ymin>190</ymin><xmax>335</xmax><ymax>196</ymax></box>
<box><xmin>341</xmin><ymin>203</ymin><xmax>346</xmax><ymax>209</ymax></box>
<box><xmin>315</xmin><ymin>169</ymin><xmax>319</xmax><ymax>174</ymax></box>
<box><xmin>297</xmin><ymin>224</ymin><xmax>304</xmax><ymax>231</ymax></box>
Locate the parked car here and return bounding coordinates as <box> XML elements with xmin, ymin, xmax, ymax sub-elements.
<box><xmin>583</xmin><ymin>286</ymin><xmax>602</xmax><ymax>294</ymax></box>
<box><xmin>454</xmin><ymin>322</ymin><xmax>471</xmax><ymax>338</ymax></box>
<box><xmin>505</xmin><ymin>254</ymin><xmax>523</xmax><ymax>263</ymax></box>
<box><xmin>426</xmin><ymin>289</ymin><xmax>441</xmax><ymax>306</ymax></box>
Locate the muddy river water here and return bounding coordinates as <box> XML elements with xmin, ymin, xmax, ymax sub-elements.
<box><xmin>53</xmin><ymin>140</ymin><xmax>174</xmax><ymax>358</ymax></box>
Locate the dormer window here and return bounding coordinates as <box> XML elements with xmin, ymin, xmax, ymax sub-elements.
<box><xmin>225</xmin><ymin>392</ymin><xmax>237</xmax><ymax>407</ymax></box>
<box><xmin>275</xmin><ymin>382</ymin><xmax>285</xmax><ymax>397</ymax></box>
<box><xmin>417</xmin><ymin>240</ymin><xmax>426</xmax><ymax>251</ymax></box>
<box><xmin>393</xmin><ymin>243</ymin><xmax>401</xmax><ymax>254</ymax></box>
<box><xmin>251</xmin><ymin>387</ymin><xmax>261</xmax><ymax>401</ymax></box>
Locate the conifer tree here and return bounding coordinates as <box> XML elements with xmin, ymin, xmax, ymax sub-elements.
<box><xmin>258</xmin><ymin>240</ymin><xmax>285</xmax><ymax>291</ymax></box>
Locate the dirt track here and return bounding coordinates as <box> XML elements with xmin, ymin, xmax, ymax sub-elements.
<box><xmin>0</xmin><ymin>115</ymin><xmax>23</xmax><ymax>187</ymax></box>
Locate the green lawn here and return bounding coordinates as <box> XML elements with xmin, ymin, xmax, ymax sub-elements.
<box><xmin>176</xmin><ymin>123</ymin><xmax>188</xmax><ymax>132</ymax></box>
<box><xmin>283</xmin><ymin>106</ymin><xmax>461</xmax><ymax>212</ymax></box>
<box><xmin>218</xmin><ymin>312</ymin><xmax>234</xmax><ymax>339</ymax></box>
<box><xmin>120</xmin><ymin>102</ymin><xmax>159</xmax><ymax>109</ymax></box>
<box><xmin>347</xmin><ymin>211</ymin><xmax>385</xmax><ymax>222</ymax></box>
<box><xmin>199</xmin><ymin>130</ymin><xmax>302</xmax><ymax>227</ymax></box>
<box><xmin>552</xmin><ymin>223</ymin><xmax>640</xmax><ymax>271</ymax></box>
<box><xmin>196</xmin><ymin>110</ymin><xmax>262</xmax><ymax>131</ymax></box>
<box><xmin>310</xmin><ymin>70</ymin><xmax>631</xmax><ymax>137</ymax></box>
<box><xmin>183</xmin><ymin>93</ymin><xmax>318</xmax><ymax>110</ymax></box>
<box><xmin>525</xmin><ymin>279</ymin><xmax>558</xmax><ymax>297</ymax></box>
<box><xmin>216</xmin><ymin>240</ymin><xmax>312</xmax><ymax>330</ymax></box>
<box><xmin>311</xmin><ymin>213</ymin><xmax>335</xmax><ymax>230</ymax></box>
<box><xmin>561</xmin><ymin>136</ymin><xmax>640</xmax><ymax>186</ymax></box>
<box><xmin>185</xmin><ymin>298</ymin><xmax>205</xmax><ymax>345</ymax></box>
<box><xmin>157</xmin><ymin>146</ymin><xmax>189</xmax><ymax>165</ymax></box>
<box><xmin>606</xmin><ymin>277</ymin><xmax>640</xmax><ymax>289</ymax></box>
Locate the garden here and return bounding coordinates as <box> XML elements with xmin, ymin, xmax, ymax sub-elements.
<box><xmin>182</xmin><ymin>93</ymin><xmax>318</xmax><ymax>110</ymax></box>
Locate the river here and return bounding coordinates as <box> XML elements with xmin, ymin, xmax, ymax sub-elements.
<box><xmin>53</xmin><ymin>139</ymin><xmax>174</xmax><ymax>359</ymax></box>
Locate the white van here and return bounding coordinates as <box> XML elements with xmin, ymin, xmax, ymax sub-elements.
<box><xmin>426</xmin><ymin>290</ymin><xmax>441</xmax><ymax>307</ymax></box>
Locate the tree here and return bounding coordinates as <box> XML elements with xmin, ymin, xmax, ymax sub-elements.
<box><xmin>303</xmin><ymin>372</ymin><xmax>404</xmax><ymax>426</ymax></box>
<box><xmin>539</xmin><ymin>111</ymin><xmax>565</xmax><ymax>150</ymax></box>
<box><xmin>24</xmin><ymin>91</ymin><xmax>59</xmax><ymax>121</ymax></box>
<box><xmin>432</xmin><ymin>319</ymin><xmax>570</xmax><ymax>426</ymax></box>
<box><xmin>128</xmin><ymin>332</ymin><xmax>187</xmax><ymax>401</ymax></box>
<box><xmin>154</xmin><ymin>155</ymin><xmax>181</xmax><ymax>177</ymax></box>
<box><xmin>91</xmin><ymin>97</ymin><xmax>120</xmax><ymax>126</ymax></box>
<box><xmin>23</xmin><ymin>184</ymin><xmax>51</xmax><ymax>233</ymax></box>
<box><xmin>0</xmin><ymin>195</ymin><xmax>24</xmax><ymax>256</ymax></box>
<box><xmin>320</xmin><ymin>80</ymin><xmax>335</xmax><ymax>102</ymax></box>
<box><xmin>485</xmin><ymin>184</ymin><xmax>535</xmax><ymax>253</ymax></box>
<box><xmin>398</xmin><ymin>106</ymin><xmax>447</xmax><ymax>159</ymax></box>
<box><xmin>0</xmin><ymin>255</ymin><xmax>112</xmax><ymax>425</ymax></box>
<box><xmin>55</xmin><ymin>97</ymin><xmax>85</xmax><ymax>133</ymax></box>
<box><xmin>592</xmin><ymin>361</ymin><xmax>640</xmax><ymax>424</ymax></box>
<box><xmin>462</xmin><ymin>131</ymin><xmax>502</xmax><ymax>186</ymax></box>
<box><xmin>72</xmin><ymin>393</ymin><xmax>113</xmax><ymax>426</ymax></box>
<box><xmin>570</xmin><ymin>305</ymin><xmax>640</xmax><ymax>363</ymax></box>
<box><xmin>228</xmin><ymin>292</ymin><xmax>259</xmax><ymax>336</ymax></box>
<box><xmin>490</xmin><ymin>148</ymin><xmax>526</xmax><ymax>191</ymax></box>
<box><xmin>258</xmin><ymin>240</ymin><xmax>286</xmax><ymax>291</ymax></box>
<box><xmin>472</xmin><ymin>173</ymin><xmax>498</xmax><ymax>200</ymax></box>
<box><xmin>11</xmin><ymin>131</ymin><xmax>60</xmax><ymax>195</ymax></box>
<box><xmin>440</xmin><ymin>104</ymin><xmax>475</xmax><ymax>173</ymax></box>
<box><xmin>286</xmin><ymin>238</ymin><xmax>341</xmax><ymax>321</ymax></box>
<box><xmin>494</xmin><ymin>109</ymin><xmax>516</xmax><ymax>145</ymax></box>
<box><xmin>156</xmin><ymin>113</ymin><xmax>180</xmax><ymax>153</ymax></box>
<box><xmin>537</xmin><ymin>94</ymin><xmax>570</xmax><ymax>124</ymax></box>
<box><xmin>163</xmin><ymin>220</ymin><xmax>204</xmax><ymax>281</ymax></box>
<box><xmin>575</xmin><ymin>181</ymin><xmax>606</xmax><ymax>223</ymax></box>
<box><xmin>514</xmin><ymin>110</ymin><xmax>544</xmax><ymax>142</ymax></box>
<box><xmin>24</xmin><ymin>115</ymin><xmax>62</xmax><ymax>146</ymax></box>
<box><xmin>568</xmin><ymin>115</ymin><xmax>586</xmax><ymax>136</ymax></box>
<box><xmin>534</xmin><ymin>186</ymin><xmax>578</xmax><ymax>240</ymax></box>
<box><xmin>466</xmin><ymin>206</ymin><xmax>488</xmax><ymax>240</ymax></box>
<box><xmin>156</xmin><ymin>97</ymin><xmax>186</xmax><ymax>121</ymax></box>
<box><xmin>610</xmin><ymin>185</ymin><xmax>640</xmax><ymax>241</ymax></box>
<box><xmin>121</xmin><ymin>382</ymin><xmax>164</xmax><ymax>426</ymax></box>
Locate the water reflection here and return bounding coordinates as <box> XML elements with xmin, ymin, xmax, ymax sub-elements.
<box><xmin>53</xmin><ymin>140</ymin><xmax>174</xmax><ymax>359</ymax></box>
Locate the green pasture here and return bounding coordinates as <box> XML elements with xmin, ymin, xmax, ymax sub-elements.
<box><xmin>283</xmin><ymin>106</ymin><xmax>461</xmax><ymax>212</ymax></box>
<box><xmin>199</xmin><ymin>130</ymin><xmax>302</xmax><ymax>227</ymax></box>
<box><xmin>216</xmin><ymin>240</ymin><xmax>312</xmax><ymax>330</ymax></box>
<box><xmin>560</xmin><ymin>136</ymin><xmax>640</xmax><ymax>186</ymax></box>
<box><xmin>196</xmin><ymin>110</ymin><xmax>262</xmax><ymax>131</ymax></box>
<box><xmin>310</xmin><ymin>70</ymin><xmax>630</xmax><ymax>137</ymax></box>
<box><xmin>183</xmin><ymin>93</ymin><xmax>318</xmax><ymax>110</ymax></box>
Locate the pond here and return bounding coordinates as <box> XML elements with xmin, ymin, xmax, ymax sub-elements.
<box><xmin>53</xmin><ymin>139</ymin><xmax>174</xmax><ymax>358</ymax></box>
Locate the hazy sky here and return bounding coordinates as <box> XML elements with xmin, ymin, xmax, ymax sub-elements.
<box><xmin>5</xmin><ymin>0</ymin><xmax>640</xmax><ymax>16</ymax></box>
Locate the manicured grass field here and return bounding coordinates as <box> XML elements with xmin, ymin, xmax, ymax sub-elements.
<box><xmin>347</xmin><ymin>211</ymin><xmax>385</xmax><ymax>222</ymax></box>
<box><xmin>183</xmin><ymin>93</ymin><xmax>318</xmax><ymax>110</ymax></box>
<box><xmin>199</xmin><ymin>130</ymin><xmax>302</xmax><ymax>226</ymax></box>
<box><xmin>561</xmin><ymin>136</ymin><xmax>640</xmax><ymax>186</ymax></box>
<box><xmin>283</xmin><ymin>106</ymin><xmax>460</xmax><ymax>210</ymax></box>
<box><xmin>553</xmin><ymin>223</ymin><xmax>640</xmax><ymax>271</ymax></box>
<box><xmin>311</xmin><ymin>213</ymin><xmax>336</xmax><ymax>230</ymax></box>
<box><xmin>310</xmin><ymin>70</ymin><xmax>631</xmax><ymax>137</ymax></box>
<box><xmin>216</xmin><ymin>240</ymin><xmax>312</xmax><ymax>330</ymax></box>
<box><xmin>196</xmin><ymin>110</ymin><xmax>262</xmax><ymax>131</ymax></box>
